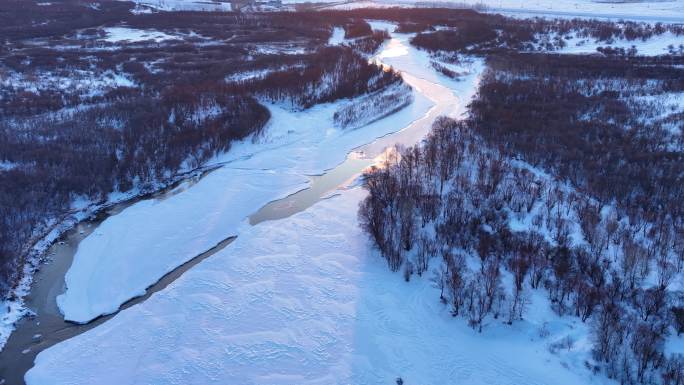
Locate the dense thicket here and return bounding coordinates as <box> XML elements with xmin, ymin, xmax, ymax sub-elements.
<box><xmin>240</xmin><ymin>46</ymin><xmax>400</xmax><ymax>108</ymax></box>
<box><xmin>0</xmin><ymin>93</ymin><xmax>269</xmax><ymax>288</ymax></box>
<box><xmin>348</xmin><ymin>29</ymin><xmax>391</xmax><ymax>55</ymax></box>
<box><xmin>343</xmin><ymin>19</ymin><xmax>373</xmax><ymax>39</ymax></box>
<box><xmin>470</xmin><ymin>53</ymin><xmax>684</xmax><ymax>237</ymax></box>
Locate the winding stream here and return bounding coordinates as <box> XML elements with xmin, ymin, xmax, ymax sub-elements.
<box><xmin>0</xmin><ymin>27</ymin><xmax>472</xmax><ymax>385</ymax></box>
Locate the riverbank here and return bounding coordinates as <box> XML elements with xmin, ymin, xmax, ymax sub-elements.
<box><xmin>0</xmin><ymin>164</ymin><xmax>218</xmax><ymax>351</ymax></box>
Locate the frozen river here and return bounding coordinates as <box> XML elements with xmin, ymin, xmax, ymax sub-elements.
<box><xmin>2</xmin><ymin>24</ymin><xmax>481</xmax><ymax>384</ymax></box>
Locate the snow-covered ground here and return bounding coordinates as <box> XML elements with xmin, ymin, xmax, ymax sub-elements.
<box><xmin>0</xmin><ymin>161</ymin><xmax>18</xmax><ymax>171</ymax></box>
<box><xmin>0</xmin><ymin>294</ymin><xmax>30</xmax><ymax>352</ymax></box>
<box><xmin>328</xmin><ymin>26</ymin><xmax>347</xmax><ymax>45</ymax></box>
<box><xmin>130</xmin><ymin>0</ymin><xmax>232</xmax><ymax>11</ymax></box>
<box><xmin>55</xmin><ymin>35</ymin><xmax>435</xmax><ymax>323</ymax></box>
<box><xmin>555</xmin><ymin>31</ymin><xmax>684</xmax><ymax>55</ymax></box>
<box><xmin>56</xmin><ymin>96</ymin><xmax>433</xmax><ymax>323</ymax></box>
<box><xmin>101</xmin><ymin>27</ymin><xmax>179</xmax><ymax>43</ymax></box>
<box><xmin>27</xmin><ymin>186</ymin><xmax>605</xmax><ymax>385</ymax></box>
<box><xmin>1</xmin><ymin>70</ymin><xmax>135</xmax><ymax>98</ymax></box>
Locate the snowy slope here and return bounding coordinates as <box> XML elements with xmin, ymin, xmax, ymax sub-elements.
<box><xmin>56</xmin><ymin>83</ymin><xmax>433</xmax><ymax>324</ymax></box>
<box><xmin>27</xmin><ymin>187</ymin><xmax>606</xmax><ymax>385</ymax></box>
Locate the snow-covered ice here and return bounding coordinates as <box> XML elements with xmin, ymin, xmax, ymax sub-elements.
<box><xmin>55</xmin><ymin>35</ymin><xmax>435</xmax><ymax>323</ymax></box>
<box><xmin>55</xmin><ymin>169</ymin><xmax>308</xmax><ymax>323</ymax></box>
<box><xmin>102</xmin><ymin>27</ymin><xmax>179</xmax><ymax>43</ymax></box>
<box><xmin>328</xmin><ymin>27</ymin><xmax>347</xmax><ymax>45</ymax></box>
<box><xmin>27</xmin><ymin>187</ymin><xmax>603</xmax><ymax>385</ymax></box>
<box><xmin>56</xmin><ymin>95</ymin><xmax>432</xmax><ymax>323</ymax></box>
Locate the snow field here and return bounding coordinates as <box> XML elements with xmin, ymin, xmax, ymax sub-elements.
<box><xmin>55</xmin><ymin>169</ymin><xmax>309</xmax><ymax>323</ymax></box>
<box><xmin>56</xmin><ymin>48</ymin><xmax>434</xmax><ymax>323</ymax></box>
<box><xmin>101</xmin><ymin>27</ymin><xmax>179</xmax><ymax>43</ymax></box>
<box><xmin>28</xmin><ymin>187</ymin><xmax>603</xmax><ymax>385</ymax></box>
<box><xmin>328</xmin><ymin>27</ymin><xmax>347</xmax><ymax>45</ymax></box>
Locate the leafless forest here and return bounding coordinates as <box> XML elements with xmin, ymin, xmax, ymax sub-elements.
<box><xmin>358</xmin><ymin>12</ymin><xmax>684</xmax><ymax>385</ymax></box>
